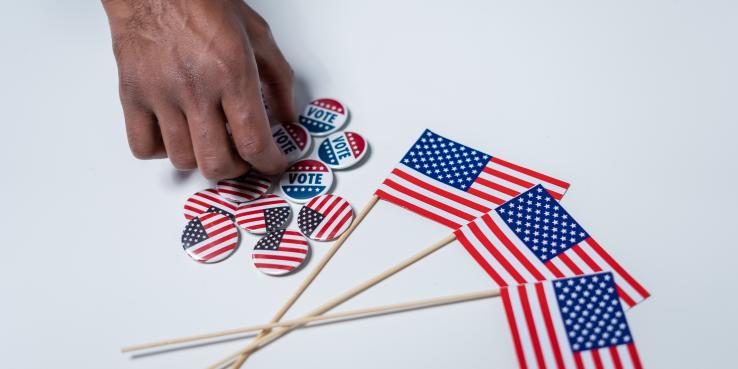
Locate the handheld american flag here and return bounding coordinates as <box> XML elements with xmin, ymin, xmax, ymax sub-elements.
<box><xmin>375</xmin><ymin>129</ymin><xmax>570</xmax><ymax>228</ymax></box>
<box><xmin>455</xmin><ymin>185</ymin><xmax>649</xmax><ymax>308</ymax></box>
<box><xmin>501</xmin><ymin>272</ymin><xmax>643</xmax><ymax>369</ymax></box>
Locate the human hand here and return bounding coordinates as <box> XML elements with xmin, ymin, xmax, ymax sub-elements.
<box><xmin>102</xmin><ymin>0</ymin><xmax>292</xmax><ymax>179</ymax></box>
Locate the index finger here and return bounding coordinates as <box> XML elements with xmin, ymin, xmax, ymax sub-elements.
<box><xmin>222</xmin><ymin>78</ymin><xmax>287</xmax><ymax>175</ymax></box>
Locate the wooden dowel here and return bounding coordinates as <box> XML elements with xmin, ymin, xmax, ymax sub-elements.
<box><xmin>209</xmin><ymin>232</ymin><xmax>458</xmax><ymax>369</ymax></box>
<box><xmin>121</xmin><ymin>289</ymin><xmax>500</xmax><ymax>353</ymax></box>
<box><xmin>227</xmin><ymin>195</ymin><xmax>380</xmax><ymax>369</ymax></box>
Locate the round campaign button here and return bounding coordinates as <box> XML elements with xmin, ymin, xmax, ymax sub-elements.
<box><xmin>297</xmin><ymin>194</ymin><xmax>354</xmax><ymax>241</ymax></box>
<box><xmin>298</xmin><ymin>98</ymin><xmax>349</xmax><ymax>136</ymax></box>
<box><xmin>216</xmin><ymin>172</ymin><xmax>272</xmax><ymax>203</ymax></box>
<box><xmin>183</xmin><ymin>188</ymin><xmax>238</xmax><ymax>221</ymax></box>
<box><xmin>182</xmin><ymin>212</ymin><xmax>240</xmax><ymax>264</ymax></box>
<box><xmin>318</xmin><ymin>131</ymin><xmax>368</xmax><ymax>170</ymax></box>
<box><xmin>235</xmin><ymin>194</ymin><xmax>292</xmax><ymax>234</ymax></box>
<box><xmin>279</xmin><ymin>159</ymin><xmax>334</xmax><ymax>203</ymax></box>
<box><xmin>271</xmin><ymin>123</ymin><xmax>312</xmax><ymax>163</ymax></box>
<box><xmin>251</xmin><ymin>229</ymin><xmax>310</xmax><ymax>276</ymax></box>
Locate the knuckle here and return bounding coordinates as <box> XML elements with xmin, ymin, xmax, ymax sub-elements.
<box><xmin>229</xmin><ymin>108</ymin><xmax>256</xmax><ymax>127</ymax></box>
<box><xmin>172</xmin><ymin>63</ymin><xmax>210</xmax><ymax>103</ymax></box>
<box><xmin>118</xmin><ymin>71</ymin><xmax>145</xmax><ymax>103</ymax></box>
<box><xmin>128</xmin><ymin>139</ymin><xmax>159</xmax><ymax>160</ymax></box>
<box><xmin>119</xmin><ymin>71</ymin><xmax>139</xmax><ymax>91</ymax></box>
<box><xmin>198</xmin><ymin>157</ymin><xmax>229</xmax><ymax>180</ymax></box>
<box><xmin>169</xmin><ymin>154</ymin><xmax>197</xmax><ymax>171</ymax></box>
<box><xmin>185</xmin><ymin>105</ymin><xmax>207</xmax><ymax>124</ymax></box>
<box><xmin>251</xmin><ymin>15</ymin><xmax>271</xmax><ymax>36</ymax></box>
<box><xmin>236</xmin><ymin>136</ymin><xmax>268</xmax><ymax>158</ymax></box>
<box><xmin>260</xmin><ymin>58</ymin><xmax>293</xmax><ymax>86</ymax></box>
<box><xmin>211</xmin><ymin>57</ymin><xmax>238</xmax><ymax>77</ymax></box>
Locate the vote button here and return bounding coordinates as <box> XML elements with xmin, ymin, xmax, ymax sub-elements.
<box><xmin>298</xmin><ymin>98</ymin><xmax>349</xmax><ymax>136</ymax></box>
<box><xmin>318</xmin><ymin>131</ymin><xmax>368</xmax><ymax>170</ymax></box>
<box><xmin>271</xmin><ymin>123</ymin><xmax>311</xmax><ymax>163</ymax></box>
<box><xmin>279</xmin><ymin>159</ymin><xmax>334</xmax><ymax>203</ymax></box>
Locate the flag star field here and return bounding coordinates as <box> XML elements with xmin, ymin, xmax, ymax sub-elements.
<box><xmin>401</xmin><ymin>130</ymin><xmax>490</xmax><ymax>191</ymax></box>
<box><xmin>553</xmin><ymin>273</ymin><xmax>633</xmax><ymax>352</ymax></box>
<box><xmin>496</xmin><ymin>185</ymin><xmax>589</xmax><ymax>262</ymax></box>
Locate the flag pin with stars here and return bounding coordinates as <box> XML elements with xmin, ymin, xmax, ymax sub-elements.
<box><xmin>181</xmin><ymin>212</ymin><xmax>239</xmax><ymax>264</ymax></box>
<box><xmin>298</xmin><ymin>98</ymin><xmax>349</xmax><ymax>136</ymax></box>
<box><xmin>318</xmin><ymin>131</ymin><xmax>368</xmax><ymax>170</ymax></box>
<box><xmin>251</xmin><ymin>229</ymin><xmax>310</xmax><ymax>276</ymax></box>
<box><xmin>297</xmin><ymin>194</ymin><xmax>354</xmax><ymax>241</ymax></box>
<box><xmin>235</xmin><ymin>194</ymin><xmax>292</xmax><ymax>234</ymax></box>
<box><xmin>271</xmin><ymin>122</ymin><xmax>312</xmax><ymax>163</ymax></box>
<box><xmin>279</xmin><ymin>159</ymin><xmax>334</xmax><ymax>203</ymax></box>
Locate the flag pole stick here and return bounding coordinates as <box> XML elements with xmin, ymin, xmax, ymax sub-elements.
<box><xmin>122</xmin><ymin>288</ymin><xmax>500</xmax><ymax>353</ymax></box>
<box><xmin>226</xmin><ymin>195</ymin><xmax>380</xmax><ymax>369</ymax></box>
<box><xmin>208</xmin><ymin>232</ymin><xmax>458</xmax><ymax>369</ymax></box>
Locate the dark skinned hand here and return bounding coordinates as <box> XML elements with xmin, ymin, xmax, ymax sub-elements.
<box><xmin>102</xmin><ymin>0</ymin><xmax>292</xmax><ymax>179</ymax></box>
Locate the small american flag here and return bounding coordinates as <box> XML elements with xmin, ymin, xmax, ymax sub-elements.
<box><xmin>375</xmin><ymin>129</ymin><xmax>570</xmax><ymax>229</ymax></box>
<box><xmin>501</xmin><ymin>273</ymin><xmax>644</xmax><ymax>369</ymax></box>
<box><xmin>455</xmin><ymin>185</ymin><xmax>649</xmax><ymax>308</ymax></box>
<box><xmin>252</xmin><ymin>229</ymin><xmax>310</xmax><ymax>276</ymax></box>
<box><xmin>182</xmin><ymin>212</ymin><xmax>240</xmax><ymax>263</ymax></box>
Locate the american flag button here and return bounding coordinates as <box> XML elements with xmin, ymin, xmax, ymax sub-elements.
<box><xmin>279</xmin><ymin>159</ymin><xmax>334</xmax><ymax>203</ymax></box>
<box><xmin>298</xmin><ymin>98</ymin><xmax>349</xmax><ymax>136</ymax></box>
<box><xmin>183</xmin><ymin>188</ymin><xmax>238</xmax><ymax>221</ymax></box>
<box><xmin>216</xmin><ymin>171</ymin><xmax>272</xmax><ymax>203</ymax></box>
<box><xmin>271</xmin><ymin>123</ymin><xmax>312</xmax><ymax>163</ymax></box>
<box><xmin>318</xmin><ymin>131</ymin><xmax>368</xmax><ymax>170</ymax></box>
<box><xmin>251</xmin><ymin>229</ymin><xmax>310</xmax><ymax>276</ymax></box>
<box><xmin>297</xmin><ymin>194</ymin><xmax>354</xmax><ymax>241</ymax></box>
<box><xmin>235</xmin><ymin>194</ymin><xmax>292</xmax><ymax>234</ymax></box>
<box><xmin>182</xmin><ymin>212</ymin><xmax>240</xmax><ymax>264</ymax></box>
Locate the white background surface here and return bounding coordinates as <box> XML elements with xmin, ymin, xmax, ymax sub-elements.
<box><xmin>1</xmin><ymin>1</ymin><xmax>736</xmax><ymax>368</ymax></box>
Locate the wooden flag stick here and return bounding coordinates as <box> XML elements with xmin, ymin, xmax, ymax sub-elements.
<box><xmin>209</xmin><ymin>232</ymin><xmax>458</xmax><ymax>369</ymax></box>
<box><xmin>121</xmin><ymin>288</ymin><xmax>500</xmax><ymax>353</ymax></box>
<box><xmin>227</xmin><ymin>195</ymin><xmax>380</xmax><ymax>368</ymax></box>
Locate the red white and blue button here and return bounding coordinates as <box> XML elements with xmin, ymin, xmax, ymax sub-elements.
<box><xmin>235</xmin><ymin>194</ymin><xmax>292</xmax><ymax>234</ymax></box>
<box><xmin>298</xmin><ymin>98</ymin><xmax>349</xmax><ymax>136</ymax></box>
<box><xmin>183</xmin><ymin>188</ymin><xmax>238</xmax><ymax>221</ymax></box>
<box><xmin>318</xmin><ymin>131</ymin><xmax>368</xmax><ymax>170</ymax></box>
<box><xmin>279</xmin><ymin>159</ymin><xmax>334</xmax><ymax>203</ymax></box>
<box><xmin>216</xmin><ymin>171</ymin><xmax>272</xmax><ymax>203</ymax></box>
<box><xmin>251</xmin><ymin>229</ymin><xmax>310</xmax><ymax>276</ymax></box>
<box><xmin>182</xmin><ymin>212</ymin><xmax>240</xmax><ymax>264</ymax></box>
<box><xmin>297</xmin><ymin>194</ymin><xmax>354</xmax><ymax>241</ymax></box>
<box><xmin>271</xmin><ymin>123</ymin><xmax>311</xmax><ymax>163</ymax></box>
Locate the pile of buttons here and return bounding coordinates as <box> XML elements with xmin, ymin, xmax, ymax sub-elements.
<box><xmin>180</xmin><ymin>98</ymin><xmax>369</xmax><ymax>277</ymax></box>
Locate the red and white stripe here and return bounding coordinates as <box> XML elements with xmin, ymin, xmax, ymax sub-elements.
<box><xmin>301</xmin><ymin>194</ymin><xmax>354</xmax><ymax>241</ymax></box>
<box><xmin>375</xmin><ymin>157</ymin><xmax>569</xmax><ymax>229</ymax></box>
<box><xmin>252</xmin><ymin>230</ymin><xmax>309</xmax><ymax>276</ymax></box>
<box><xmin>501</xmin><ymin>282</ymin><xmax>643</xmax><ymax>369</ymax></box>
<box><xmin>455</xmin><ymin>212</ymin><xmax>650</xmax><ymax>309</ymax></box>
<box><xmin>183</xmin><ymin>212</ymin><xmax>239</xmax><ymax>264</ymax></box>
<box><xmin>216</xmin><ymin>173</ymin><xmax>272</xmax><ymax>203</ymax></box>
<box><xmin>183</xmin><ymin>188</ymin><xmax>237</xmax><ymax>220</ymax></box>
<box><xmin>235</xmin><ymin>194</ymin><xmax>290</xmax><ymax>234</ymax></box>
